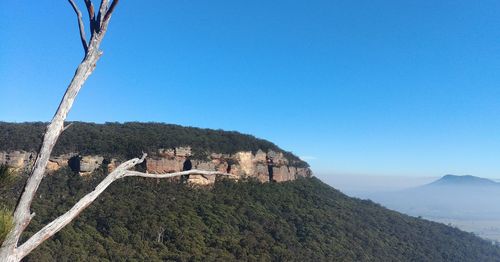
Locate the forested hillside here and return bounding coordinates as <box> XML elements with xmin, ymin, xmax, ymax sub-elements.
<box><xmin>1</xmin><ymin>168</ymin><xmax>499</xmax><ymax>261</ymax></box>
<box><xmin>0</xmin><ymin>122</ymin><xmax>307</xmax><ymax>167</ymax></box>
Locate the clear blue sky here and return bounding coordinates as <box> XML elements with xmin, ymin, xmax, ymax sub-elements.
<box><xmin>2</xmin><ymin>1</ymin><xmax>500</xmax><ymax>178</ymax></box>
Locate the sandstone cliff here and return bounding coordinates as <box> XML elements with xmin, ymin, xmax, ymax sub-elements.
<box><xmin>0</xmin><ymin>147</ymin><xmax>312</xmax><ymax>185</ymax></box>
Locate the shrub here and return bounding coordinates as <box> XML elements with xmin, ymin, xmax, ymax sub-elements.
<box><xmin>0</xmin><ymin>206</ymin><xmax>13</xmax><ymax>246</ymax></box>
<box><xmin>0</xmin><ymin>165</ymin><xmax>15</xmax><ymax>186</ymax></box>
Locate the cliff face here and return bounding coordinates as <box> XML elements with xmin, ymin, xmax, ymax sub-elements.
<box><xmin>0</xmin><ymin>147</ymin><xmax>312</xmax><ymax>185</ymax></box>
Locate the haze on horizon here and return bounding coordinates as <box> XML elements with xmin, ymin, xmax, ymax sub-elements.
<box><xmin>355</xmin><ymin>175</ymin><xmax>500</xmax><ymax>242</ymax></box>
<box><xmin>2</xmin><ymin>1</ymin><xmax>500</xmax><ymax>179</ymax></box>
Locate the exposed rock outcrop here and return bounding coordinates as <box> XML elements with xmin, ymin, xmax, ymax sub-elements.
<box><xmin>0</xmin><ymin>151</ymin><xmax>33</xmax><ymax>169</ymax></box>
<box><xmin>0</xmin><ymin>147</ymin><xmax>312</xmax><ymax>184</ymax></box>
<box><xmin>79</xmin><ymin>155</ymin><xmax>105</xmax><ymax>175</ymax></box>
<box><xmin>47</xmin><ymin>154</ymin><xmax>73</xmax><ymax>172</ymax></box>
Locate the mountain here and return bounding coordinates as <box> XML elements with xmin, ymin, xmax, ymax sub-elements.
<box><xmin>1</xmin><ymin>171</ymin><xmax>500</xmax><ymax>261</ymax></box>
<box><xmin>366</xmin><ymin>175</ymin><xmax>500</xmax><ymax>220</ymax></box>
<box><xmin>364</xmin><ymin>175</ymin><xmax>500</xmax><ymax>242</ymax></box>
<box><xmin>427</xmin><ymin>174</ymin><xmax>499</xmax><ymax>187</ymax></box>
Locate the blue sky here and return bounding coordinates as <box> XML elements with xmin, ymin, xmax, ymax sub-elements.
<box><xmin>1</xmin><ymin>1</ymin><xmax>500</xmax><ymax>179</ymax></box>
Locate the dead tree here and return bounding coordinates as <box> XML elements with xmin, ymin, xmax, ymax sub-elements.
<box><xmin>0</xmin><ymin>1</ymin><xmax>228</xmax><ymax>261</ymax></box>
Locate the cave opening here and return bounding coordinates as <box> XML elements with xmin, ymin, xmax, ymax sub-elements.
<box><xmin>181</xmin><ymin>158</ymin><xmax>192</xmax><ymax>183</ymax></box>
<box><xmin>268</xmin><ymin>165</ymin><xmax>274</xmax><ymax>182</ymax></box>
<box><xmin>101</xmin><ymin>158</ymin><xmax>111</xmax><ymax>173</ymax></box>
<box><xmin>68</xmin><ymin>155</ymin><xmax>81</xmax><ymax>173</ymax></box>
<box><xmin>267</xmin><ymin>158</ymin><xmax>275</xmax><ymax>182</ymax></box>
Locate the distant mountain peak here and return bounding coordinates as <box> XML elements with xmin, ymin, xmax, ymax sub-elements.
<box><xmin>428</xmin><ymin>174</ymin><xmax>499</xmax><ymax>187</ymax></box>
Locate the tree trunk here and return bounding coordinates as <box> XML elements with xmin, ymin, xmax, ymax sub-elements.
<box><xmin>0</xmin><ymin>47</ymin><xmax>101</xmax><ymax>262</ymax></box>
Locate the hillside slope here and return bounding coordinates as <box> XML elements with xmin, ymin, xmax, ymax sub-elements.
<box><xmin>1</xmin><ymin>170</ymin><xmax>499</xmax><ymax>261</ymax></box>
<box><xmin>0</xmin><ymin>122</ymin><xmax>306</xmax><ymax>167</ymax></box>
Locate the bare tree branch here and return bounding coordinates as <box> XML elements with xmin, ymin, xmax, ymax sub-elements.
<box><xmin>124</xmin><ymin>170</ymin><xmax>231</xmax><ymax>179</ymax></box>
<box><xmin>84</xmin><ymin>0</ymin><xmax>96</xmax><ymax>35</ymax></box>
<box><xmin>68</xmin><ymin>0</ymin><xmax>88</xmax><ymax>53</ymax></box>
<box><xmin>15</xmin><ymin>154</ymin><xmax>230</xmax><ymax>260</ymax></box>
<box><xmin>62</xmin><ymin>123</ymin><xmax>74</xmax><ymax>132</ymax></box>
<box><xmin>0</xmin><ymin>50</ymin><xmax>102</xmax><ymax>262</ymax></box>
<box><xmin>103</xmin><ymin>0</ymin><xmax>119</xmax><ymax>25</ymax></box>
<box><xmin>97</xmin><ymin>0</ymin><xmax>110</xmax><ymax>28</ymax></box>
<box><xmin>0</xmin><ymin>1</ymin><xmax>120</xmax><ymax>261</ymax></box>
<box><xmin>15</xmin><ymin>156</ymin><xmax>143</xmax><ymax>259</ymax></box>
<box><xmin>97</xmin><ymin>0</ymin><xmax>119</xmax><ymax>37</ymax></box>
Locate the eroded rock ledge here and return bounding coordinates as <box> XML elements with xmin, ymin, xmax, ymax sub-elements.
<box><xmin>0</xmin><ymin>147</ymin><xmax>312</xmax><ymax>185</ymax></box>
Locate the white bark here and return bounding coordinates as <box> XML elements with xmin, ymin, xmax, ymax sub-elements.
<box><xmin>0</xmin><ymin>1</ymin><xmax>119</xmax><ymax>261</ymax></box>
<box><xmin>124</xmin><ymin>169</ymin><xmax>231</xmax><ymax>179</ymax></box>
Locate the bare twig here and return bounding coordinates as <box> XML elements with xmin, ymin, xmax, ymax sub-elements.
<box><xmin>103</xmin><ymin>0</ymin><xmax>119</xmax><ymax>25</ymax></box>
<box><xmin>97</xmin><ymin>0</ymin><xmax>118</xmax><ymax>37</ymax></box>
<box><xmin>84</xmin><ymin>0</ymin><xmax>96</xmax><ymax>35</ymax></box>
<box><xmin>62</xmin><ymin>123</ymin><xmax>74</xmax><ymax>132</ymax></box>
<box><xmin>68</xmin><ymin>0</ymin><xmax>88</xmax><ymax>53</ymax></box>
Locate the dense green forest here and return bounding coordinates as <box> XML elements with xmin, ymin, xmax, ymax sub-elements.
<box><xmin>1</xmin><ymin>168</ymin><xmax>499</xmax><ymax>261</ymax></box>
<box><xmin>0</xmin><ymin>122</ymin><xmax>307</xmax><ymax>167</ymax></box>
